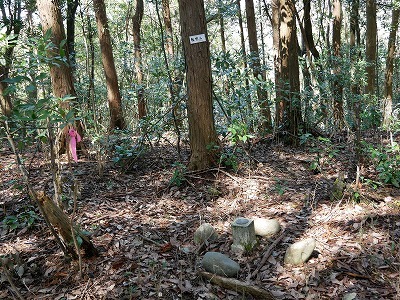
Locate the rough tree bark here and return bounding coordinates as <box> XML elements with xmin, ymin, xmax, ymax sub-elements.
<box><xmin>37</xmin><ymin>0</ymin><xmax>76</xmax><ymax>100</ymax></box>
<box><xmin>0</xmin><ymin>0</ymin><xmax>22</xmax><ymax>117</ymax></box>
<box><xmin>237</xmin><ymin>0</ymin><xmax>253</xmax><ymax>128</ymax></box>
<box><xmin>67</xmin><ymin>0</ymin><xmax>79</xmax><ymax>73</ymax></box>
<box><xmin>178</xmin><ymin>0</ymin><xmax>219</xmax><ymax>170</ymax></box>
<box><xmin>383</xmin><ymin>5</ymin><xmax>400</xmax><ymax>127</ymax></box>
<box><xmin>93</xmin><ymin>0</ymin><xmax>126</xmax><ymax>130</ymax></box>
<box><xmin>332</xmin><ymin>0</ymin><xmax>344</xmax><ymax>129</ymax></box>
<box><xmin>271</xmin><ymin>0</ymin><xmax>282</xmax><ymax>126</ymax></box>
<box><xmin>132</xmin><ymin>0</ymin><xmax>146</xmax><ymax>119</ymax></box>
<box><xmin>162</xmin><ymin>0</ymin><xmax>174</xmax><ymax>58</ymax></box>
<box><xmin>365</xmin><ymin>0</ymin><xmax>377</xmax><ymax>97</ymax></box>
<box><xmin>303</xmin><ymin>0</ymin><xmax>319</xmax><ymax>59</ymax></box>
<box><xmin>245</xmin><ymin>0</ymin><xmax>272</xmax><ymax>131</ymax></box>
<box><xmin>277</xmin><ymin>0</ymin><xmax>302</xmax><ymax>144</ymax></box>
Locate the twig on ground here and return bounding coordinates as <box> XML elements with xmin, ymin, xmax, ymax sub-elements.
<box><xmin>251</xmin><ymin>229</ymin><xmax>287</xmax><ymax>279</ymax></box>
<box><xmin>139</xmin><ymin>234</ymin><xmax>164</xmax><ymax>247</ymax></box>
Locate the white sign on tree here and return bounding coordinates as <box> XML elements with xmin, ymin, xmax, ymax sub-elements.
<box><xmin>189</xmin><ymin>33</ymin><xmax>206</xmax><ymax>44</ymax></box>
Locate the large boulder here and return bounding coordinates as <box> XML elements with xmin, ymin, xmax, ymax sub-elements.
<box><xmin>253</xmin><ymin>218</ymin><xmax>281</xmax><ymax>237</ymax></box>
<box><xmin>284</xmin><ymin>238</ymin><xmax>316</xmax><ymax>265</ymax></box>
<box><xmin>201</xmin><ymin>252</ymin><xmax>240</xmax><ymax>277</ymax></box>
<box><xmin>194</xmin><ymin>223</ymin><xmax>218</xmax><ymax>245</ymax></box>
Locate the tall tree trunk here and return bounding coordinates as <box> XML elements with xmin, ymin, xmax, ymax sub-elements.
<box><xmin>349</xmin><ymin>0</ymin><xmax>360</xmax><ymax>126</ymax></box>
<box><xmin>245</xmin><ymin>0</ymin><xmax>272</xmax><ymax>131</ymax></box>
<box><xmin>82</xmin><ymin>3</ymin><xmax>96</xmax><ymax>125</ymax></box>
<box><xmin>271</xmin><ymin>0</ymin><xmax>282</xmax><ymax>126</ymax></box>
<box><xmin>278</xmin><ymin>0</ymin><xmax>302</xmax><ymax>144</ymax></box>
<box><xmin>365</xmin><ymin>0</ymin><xmax>377</xmax><ymax>97</ymax></box>
<box><xmin>332</xmin><ymin>0</ymin><xmax>344</xmax><ymax>129</ymax></box>
<box><xmin>132</xmin><ymin>0</ymin><xmax>146</xmax><ymax>119</ymax></box>
<box><xmin>303</xmin><ymin>0</ymin><xmax>319</xmax><ymax>59</ymax></box>
<box><xmin>93</xmin><ymin>0</ymin><xmax>126</xmax><ymax>130</ymax></box>
<box><xmin>37</xmin><ymin>0</ymin><xmax>76</xmax><ymax>101</ymax></box>
<box><xmin>0</xmin><ymin>0</ymin><xmax>22</xmax><ymax>117</ymax></box>
<box><xmin>161</xmin><ymin>0</ymin><xmax>183</xmax><ymax>131</ymax></box>
<box><xmin>178</xmin><ymin>0</ymin><xmax>219</xmax><ymax>170</ymax></box>
<box><xmin>237</xmin><ymin>0</ymin><xmax>252</xmax><ymax>129</ymax></box>
<box><xmin>350</xmin><ymin>0</ymin><xmax>362</xmax><ymax>162</ymax></box>
<box><xmin>67</xmin><ymin>0</ymin><xmax>79</xmax><ymax>73</ymax></box>
<box><xmin>218</xmin><ymin>0</ymin><xmax>227</xmax><ymax>53</ymax></box>
<box><xmin>383</xmin><ymin>5</ymin><xmax>400</xmax><ymax>127</ymax></box>
<box><xmin>162</xmin><ymin>0</ymin><xmax>174</xmax><ymax>58</ymax></box>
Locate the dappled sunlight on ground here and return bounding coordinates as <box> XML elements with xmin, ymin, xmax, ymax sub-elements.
<box><xmin>1</xmin><ymin>136</ymin><xmax>400</xmax><ymax>299</ymax></box>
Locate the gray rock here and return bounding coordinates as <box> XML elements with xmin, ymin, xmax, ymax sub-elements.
<box><xmin>201</xmin><ymin>252</ymin><xmax>240</xmax><ymax>277</ymax></box>
<box><xmin>194</xmin><ymin>223</ymin><xmax>218</xmax><ymax>245</ymax></box>
<box><xmin>231</xmin><ymin>218</ymin><xmax>257</xmax><ymax>253</ymax></box>
<box><xmin>284</xmin><ymin>238</ymin><xmax>316</xmax><ymax>265</ymax></box>
<box><xmin>253</xmin><ymin>218</ymin><xmax>281</xmax><ymax>237</ymax></box>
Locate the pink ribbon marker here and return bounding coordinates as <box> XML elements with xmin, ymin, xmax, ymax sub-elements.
<box><xmin>68</xmin><ymin>128</ymin><xmax>81</xmax><ymax>162</ymax></box>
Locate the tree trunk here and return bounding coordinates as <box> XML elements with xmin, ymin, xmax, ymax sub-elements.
<box><xmin>0</xmin><ymin>0</ymin><xmax>22</xmax><ymax>117</ymax></box>
<box><xmin>93</xmin><ymin>0</ymin><xmax>126</xmax><ymax>130</ymax></box>
<box><xmin>245</xmin><ymin>0</ymin><xmax>272</xmax><ymax>131</ymax></box>
<box><xmin>132</xmin><ymin>0</ymin><xmax>146</xmax><ymax>119</ymax></box>
<box><xmin>237</xmin><ymin>0</ymin><xmax>253</xmax><ymax>129</ymax></box>
<box><xmin>271</xmin><ymin>0</ymin><xmax>282</xmax><ymax>127</ymax></box>
<box><xmin>383</xmin><ymin>6</ymin><xmax>400</xmax><ymax>127</ymax></box>
<box><xmin>349</xmin><ymin>0</ymin><xmax>360</xmax><ymax>128</ymax></box>
<box><xmin>365</xmin><ymin>0</ymin><xmax>377</xmax><ymax>97</ymax></box>
<box><xmin>178</xmin><ymin>0</ymin><xmax>219</xmax><ymax>170</ymax></box>
<box><xmin>67</xmin><ymin>0</ymin><xmax>79</xmax><ymax>73</ymax></box>
<box><xmin>37</xmin><ymin>0</ymin><xmax>76</xmax><ymax>101</ymax></box>
<box><xmin>218</xmin><ymin>0</ymin><xmax>227</xmax><ymax>54</ymax></box>
<box><xmin>303</xmin><ymin>0</ymin><xmax>319</xmax><ymax>59</ymax></box>
<box><xmin>278</xmin><ymin>0</ymin><xmax>302</xmax><ymax>144</ymax></box>
<box><xmin>332</xmin><ymin>0</ymin><xmax>344</xmax><ymax>129</ymax></box>
<box><xmin>162</xmin><ymin>0</ymin><xmax>174</xmax><ymax>58</ymax></box>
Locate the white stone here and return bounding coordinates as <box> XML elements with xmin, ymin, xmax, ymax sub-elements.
<box><xmin>284</xmin><ymin>238</ymin><xmax>316</xmax><ymax>265</ymax></box>
<box><xmin>253</xmin><ymin>218</ymin><xmax>281</xmax><ymax>237</ymax></box>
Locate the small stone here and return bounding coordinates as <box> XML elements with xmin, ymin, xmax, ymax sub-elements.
<box><xmin>201</xmin><ymin>252</ymin><xmax>240</xmax><ymax>277</ymax></box>
<box><xmin>284</xmin><ymin>238</ymin><xmax>316</xmax><ymax>265</ymax></box>
<box><xmin>253</xmin><ymin>218</ymin><xmax>281</xmax><ymax>237</ymax></box>
<box><xmin>194</xmin><ymin>223</ymin><xmax>218</xmax><ymax>245</ymax></box>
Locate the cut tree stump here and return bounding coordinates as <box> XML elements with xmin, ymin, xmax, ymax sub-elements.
<box><xmin>199</xmin><ymin>271</ymin><xmax>276</xmax><ymax>299</ymax></box>
<box><xmin>36</xmin><ymin>191</ymin><xmax>98</xmax><ymax>258</ymax></box>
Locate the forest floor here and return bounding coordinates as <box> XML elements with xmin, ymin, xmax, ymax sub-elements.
<box><xmin>1</xmin><ymin>130</ymin><xmax>400</xmax><ymax>300</ymax></box>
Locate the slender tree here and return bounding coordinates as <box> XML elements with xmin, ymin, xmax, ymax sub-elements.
<box><xmin>365</xmin><ymin>0</ymin><xmax>377</xmax><ymax>97</ymax></box>
<box><xmin>218</xmin><ymin>0</ymin><xmax>227</xmax><ymax>53</ymax></box>
<box><xmin>0</xmin><ymin>0</ymin><xmax>22</xmax><ymax>117</ymax></box>
<box><xmin>162</xmin><ymin>0</ymin><xmax>174</xmax><ymax>58</ymax></box>
<box><xmin>383</xmin><ymin>4</ymin><xmax>400</xmax><ymax>126</ymax></box>
<box><xmin>178</xmin><ymin>0</ymin><xmax>219</xmax><ymax>170</ymax></box>
<box><xmin>332</xmin><ymin>0</ymin><xmax>344</xmax><ymax>129</ymax></box>
<box><xmin>93</xmin><ymin>0</ymin><xmax>126</xmax><ymax>130</ymax></box>
<box><xmin>237</xmin><ymin>0</ymin><xmax>252</xmax><ymax>127</ymax></box>
<box><xmin>132</xmin><ymin>0</ymin><xmax>146</xmax><ymax>119</ymax></box>
<box><xmin>67</xmin><ymin>0</ymin><xmax>79</xmax><ymax>73</ymax></box>
<box><xmin>303</xmin><ymin>0</ymin><xmax>319</xmax><ymax>59</ymax></box>
<box><xmin>245</xmin><ymin>0</ymin><xmax>272</xmax><ymax>130</ymax></box>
